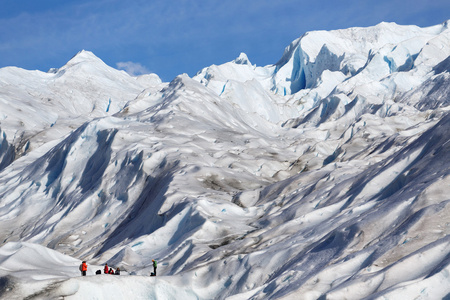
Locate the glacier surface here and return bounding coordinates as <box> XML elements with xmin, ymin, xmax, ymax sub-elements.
<box><xmin>0</xmin><ymin>21</ymin><xmax>449</xmax><ymax>299</ymax></box>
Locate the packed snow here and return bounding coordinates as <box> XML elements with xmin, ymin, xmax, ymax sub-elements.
<box><xmin>0</xmin><ymin>21</ymin><xmax>449</xmax><ymax>299</ymax></box>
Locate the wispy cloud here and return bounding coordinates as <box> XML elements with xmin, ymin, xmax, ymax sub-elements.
<box><xmin>116</xmin><ymin>61</ymin><xmax>150</xmax><ymax>76</ymax></box>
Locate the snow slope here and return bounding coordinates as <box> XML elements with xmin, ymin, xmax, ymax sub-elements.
<box><xmin>0</xmin><ymin>21</ymin><xmax>449</xmax><ymax>299</ymax></box>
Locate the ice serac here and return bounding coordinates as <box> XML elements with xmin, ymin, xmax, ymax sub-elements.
<box><xmin>0</xmin><ymin>20</ymin><xmax>450</xmax><ymax>299</ymax></box>
<box><xmin>0</xmin><ymin>131</ymin><xmax>14</xmax><ymax>173</ymax></box>
<box><xmin>271</xmin><ymin>21</ymin><xmax>450</xmax><ymax>96</ymax></box>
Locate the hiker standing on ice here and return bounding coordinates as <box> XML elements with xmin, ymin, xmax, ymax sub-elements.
<box><xmin>80</xmin><ymin>261</ymin><xmax>87</xmax><ymax>276</ymax></box>
<box><xmin>152</xmin><ymin>259</ymin><xmax>157</xmax><ymax>276</ymax></box>
<box><xmin>104</xmin><ymin>263</ymin><xmax>109</xmax><ymax>274</ymax></box>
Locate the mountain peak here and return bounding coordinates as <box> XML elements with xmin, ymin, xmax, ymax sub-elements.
<box><xmin>53</xmin><ymin>50</ymin><xmax>116</xmax><ymax>76</ymax></box>
<box><xmin>233</xmin><ymin>52</ymin><xmax>251</xmax><ymax>65</ymax></box>
<box><xmin>66</xmin><ymin>50</ymin><xmax>104</xmax><ymax>66</ymax></box>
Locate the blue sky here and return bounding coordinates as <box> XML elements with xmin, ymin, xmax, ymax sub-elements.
<box><xmin>1</xmin><ymin>0</ymin><xmax>449</xmax><ymax>81</ymax></box>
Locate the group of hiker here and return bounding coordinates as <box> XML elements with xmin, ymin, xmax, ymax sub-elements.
<box><xmin>79</xmin><ymin>260</ymin><xmax>157</xmax><ymax>277</ymax></box>
<box><xmin>101</xmin><ymin>263</ymin><xmax>120</xmax><ymax>275</ymax></box>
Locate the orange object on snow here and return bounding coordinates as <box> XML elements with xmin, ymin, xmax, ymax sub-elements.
<box><xmin>81</xmin><ymin>261</ymin><xmax>88</xmax><ymax>271</ymax></box>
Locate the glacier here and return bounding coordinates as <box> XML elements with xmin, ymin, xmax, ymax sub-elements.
<box><xmin>0</xmin><ymin>21</ymin><xmax>449</xmax><ymax>299</ymax></box>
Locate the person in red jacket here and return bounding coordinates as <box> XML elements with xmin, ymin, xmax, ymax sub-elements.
<box><xmin>80</xmin><ymin>261</ymin><xmax>87</xmax><ymax>276</ymax></box>
<box><xmin>109</xmin><ymin>267</ymin><xmax>114</xmax><ymax>274</ymax></box>
<box><xmin>104</xmin><ymin>263</ymin><xmax>109</xmax><ymax>274</ymax></box>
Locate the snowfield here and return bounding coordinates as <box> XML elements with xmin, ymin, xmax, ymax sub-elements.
<box><xmin>0</xmin><ymin>21</ymin><xmax>449</xmax><ymax>299</ymax></box>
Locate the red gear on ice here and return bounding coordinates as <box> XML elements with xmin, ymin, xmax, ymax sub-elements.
<box><xmin>81</xmin><ymin>261</ymin><xmax>87</xmax><ymax>271</ymax></box>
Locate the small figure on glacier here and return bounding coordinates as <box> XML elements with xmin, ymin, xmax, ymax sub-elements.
<box><xmin>115</xmin><ymin>267</ymin><xmax>121</xmax><ymax>275</ymax></box>
<box><xmin>79</xmin><ymin>261</ymin><xmax>88</xmax><ymax>276</ymax></box>
<box><xmin>109</xmin><ymin>267</ymin><xmax>115</xmax><ymax>274</ymax></box>
<box><xmin>152</xmin><ymin>259</ymin><xmax>157</xmax><ymax>276</ymax></box>
<box><xmin>104</xmin><ymin>263</ymin><xmax>109</xmax><ymax>274</ymax></box>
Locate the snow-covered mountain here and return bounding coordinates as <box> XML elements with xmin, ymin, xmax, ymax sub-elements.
<box><xmin>0</xmin><ymin>21</ymin><xmax>449</xmax><ymax>299</ymax></box>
